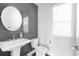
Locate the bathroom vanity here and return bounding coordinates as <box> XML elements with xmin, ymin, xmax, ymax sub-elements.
<box><xmin>0</xmin><ymin>38</ymin><xmax>31</xmax><ymax>56</ymax></box>
<box><xmin>0</xmin><ymin>6</ymin><xmax>30</xmax><ymax>56</ymax></box>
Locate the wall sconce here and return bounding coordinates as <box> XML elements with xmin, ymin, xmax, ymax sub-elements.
<box><xmin>23</xmin><ymin>16</ymin><xmax>29</xmax><ymax>33</ymax></box>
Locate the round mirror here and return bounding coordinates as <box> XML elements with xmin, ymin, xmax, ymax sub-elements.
<box><xmin>1</xmin><ymin>6</ymin><xmax>22</xmax><ymax>31</ymax></box>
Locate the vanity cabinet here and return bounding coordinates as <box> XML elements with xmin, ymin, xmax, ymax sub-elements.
<box><xmin>20</xmin><ymin>43</ymin><xmax>34</xmax><ymax>56</ymax></box>
<box><xmin>0</xmin><ymin>49</ymin><xmax>11</xmax><ymax>56</ymax></box>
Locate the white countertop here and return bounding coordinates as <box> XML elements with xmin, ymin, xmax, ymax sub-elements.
<box><xmin>0</xmin><ymin>38</ymin><xmax>31</xmax><ymax>51</ymax></box>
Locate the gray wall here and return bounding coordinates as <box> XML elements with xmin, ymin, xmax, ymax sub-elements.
<box><xmin>0</xmin><ymin>3</ymin><xmax>38</xmax><ymax>56</ymax></box>
<box><xmin>0</xmin><ymin>3</ymin><xmax>38</xmax><ymax>41</ymax></box>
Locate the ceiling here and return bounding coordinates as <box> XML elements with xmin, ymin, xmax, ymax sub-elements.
<box><xmin>35</xmin><ymin>3</ymin><xmax>64</xmax><ymax>7</ymax></box>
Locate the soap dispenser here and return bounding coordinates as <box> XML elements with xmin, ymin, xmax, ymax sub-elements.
<box><xmin>20</xmin><ymin>32</ymin><xmax>22</xmax><ymax>38</ymax></box>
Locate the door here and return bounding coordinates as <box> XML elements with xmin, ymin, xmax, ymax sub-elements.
<box><xmin>76</xmin><ymin>3</ymin><xmax>79</xmax><ymax>56</ymax></box>
<box><xmin>47</xmin><ymin>3</ymin><xmax>79</xmax><ymax>56</ymax></box>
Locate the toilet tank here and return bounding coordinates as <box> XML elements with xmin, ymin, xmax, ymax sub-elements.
<box><xmin>31</xmin><ymin>38</ymin><xmax>38</xmax><ymax>48</ymax></box>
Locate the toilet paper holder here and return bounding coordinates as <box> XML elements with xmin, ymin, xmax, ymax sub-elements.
<box><xmin>72</xmin><ymin>45</ymin><xmax>79</xmax><ymax>51</ymax></box>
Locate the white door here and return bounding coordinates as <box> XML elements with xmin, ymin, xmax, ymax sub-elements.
<box><xmin>47</xmin><ymin>3</ymin><xmax>79</xmax><ymax>56</ymax></box>
<box><xmin>76</xmin><ymin>3</ymin><xmax>79</xmax><ymax>56</ymax></box>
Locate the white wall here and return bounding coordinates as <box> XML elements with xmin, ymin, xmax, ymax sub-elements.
<box><xmin>38</xmin><ymin>3</ymin><xmax>52</xmax><ymax>45</ymax></box>
<box><xmin>47</xmin><ymin>36</ymin><xmax>75</xmax><ymax>56</ymax></box>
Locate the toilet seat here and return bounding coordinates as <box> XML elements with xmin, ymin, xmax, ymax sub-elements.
<box><xmin>36</xmin><ymin>45</ymin><xmax>48</xmax><ymax>56</ymax></box>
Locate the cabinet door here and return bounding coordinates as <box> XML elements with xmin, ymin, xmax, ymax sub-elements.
<box><xmin>0</xmin><ymin>49</ymin><xmax>11</xmax><ymax>56</ymax></box>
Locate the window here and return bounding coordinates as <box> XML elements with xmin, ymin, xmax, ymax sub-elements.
<box><xmin>52</xmin><ymin>4</ymin><xmax>72</xmax><ymax>37</ymax></box>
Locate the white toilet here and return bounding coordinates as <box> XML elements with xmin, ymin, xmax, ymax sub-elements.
<box><xmin>31</xmin><ymin>38</ymin><xmax>48</xmax><ymax>56</ymax></box>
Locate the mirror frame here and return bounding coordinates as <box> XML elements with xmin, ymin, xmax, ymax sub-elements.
<box><xmin>1</xmin><ymin>6</ymin><xmax>22</xmax><ymax>31</ymax></box>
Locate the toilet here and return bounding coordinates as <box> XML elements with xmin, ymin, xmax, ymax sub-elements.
<box><xmin>31</xmin><ymin>38</ymin><xmax>48</xmax><ymax>56</ymax></box>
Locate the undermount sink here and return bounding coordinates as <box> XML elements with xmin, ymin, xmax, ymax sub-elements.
<box><xmin>0</xmin><ymin>38</ymin><xmax>31</xmax><ymax>51</ymax></box>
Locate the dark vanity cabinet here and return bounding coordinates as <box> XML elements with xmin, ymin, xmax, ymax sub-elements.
<box><xmin>0</xmin><ymin>49</ymin><xmax>11</xmax><ymax>56</ymax></box>
<box><xmin>20</xmin><ymin>43</ymin><xmax>34</xmax><ymax>56</ymax></box>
